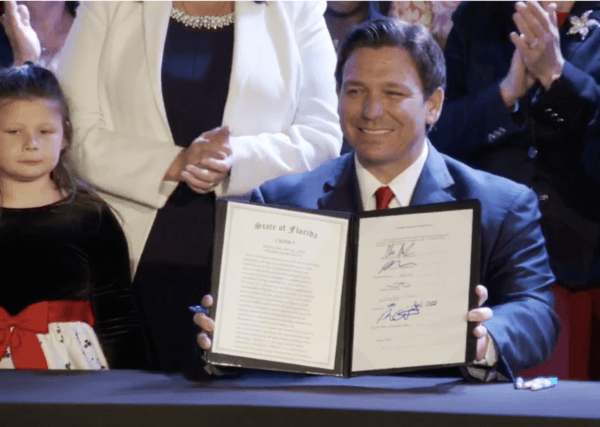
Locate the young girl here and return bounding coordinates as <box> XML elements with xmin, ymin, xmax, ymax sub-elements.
<box><xmin>0</xmin><ymin>63</ymin><xmax>148</xmax><ymax>370</ymax></box>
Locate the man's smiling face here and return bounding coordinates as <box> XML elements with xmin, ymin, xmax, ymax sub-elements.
<box><xmin>338</xmin><ymin>46</ymin><xmax>442</xmax><ymax>181</ymax></box>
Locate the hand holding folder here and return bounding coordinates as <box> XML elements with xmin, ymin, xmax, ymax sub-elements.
<box><xmin>194</xmin><ymin>285</ymin><xmax>494</xmax><ymax>368</ymax></box>
<box><xmin>191</xmin><ymin>295</ymin><xmax>214</xmax><ymax>351</ymax></box>
<box><xmin>194</xmin><ymin>199</ymin><xmax>488</xmax><ymax>377</ymax></box>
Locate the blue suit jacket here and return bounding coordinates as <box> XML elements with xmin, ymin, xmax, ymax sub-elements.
<box><xmin>429</xmin><ymin>2</ymin><xmax>600</xmax><ymax>290</ymax></box>
<box><xmin>252</xmin><ymin>144</ymin><xmax>561</xmax><ymax>379</ymax></box>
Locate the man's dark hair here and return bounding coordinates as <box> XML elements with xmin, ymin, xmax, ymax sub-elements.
<box><xmin>335</xmin><ymin>18</ymin><xmax>446</xmax><ymax>99</ymax></box>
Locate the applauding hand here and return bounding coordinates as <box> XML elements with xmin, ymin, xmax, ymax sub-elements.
<box><xmin>510</xmin><ymin>1</ymin><xmax>564</xmax><ymax>89</ymax></box>
<box><xmin>182</xmin><ymin>126</ymin><xmax>232</xmax><ymax>194</ymax></box>
<box><xmin>500</xmin><ymin>48</ymin><xmax>537</xmax><ymax>108</ymax></box>
<box><xmin>0</xmin><ymin>1</ymin><xmax>41</xmax><ymax>66</ymax></box>
<box><xmin>165</xmin><ymin>126</ymin><xmax>232</xmax><ymax>193</ymax></box>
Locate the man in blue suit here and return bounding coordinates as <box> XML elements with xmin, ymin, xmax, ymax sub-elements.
<box><xmin>196</xmin><ymin>18</ymin><xmax>560</xmax><ymax>381</ymax></box>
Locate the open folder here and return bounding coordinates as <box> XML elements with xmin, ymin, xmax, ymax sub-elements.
<box><xmin>205</xmin><ymin>199</ymin><xmax>480</xmax><ymax>377</ymax></box>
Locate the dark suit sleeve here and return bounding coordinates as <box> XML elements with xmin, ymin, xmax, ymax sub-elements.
<box><xmin>249</xmin><ymin>187</ymin><xmax>266</xmax><ymax>204</ymax></box>
<box><xmin>89</xmin><ymin>205</ymin><xmax>150</xmax><ymax>369</ymax></box>
<box><xmin>483</xmin><ymin>189</ymin><xmax>561</xmax><ymax>378</ymax></box>
<box><xmin>429</xmin><ymin>4</ymin><xmax>525</xmax><ymax>157</ymax></box>
<box><xmin>583</xmin><ymin>125</ymin><xmax>600</xmax><ymax>183</ymax></box>
<box><xmin>530</xmin><ymin>60</ymin><xmax>600</xmax><ymax>183</ymax></box>
<box><xmin>432</xmin><ymin>4</ymin><xmax>600</xmax><ymax>183</ymax></box>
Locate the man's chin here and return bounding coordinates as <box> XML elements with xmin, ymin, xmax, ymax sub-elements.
<box><xmin>355</xmin><ymin>151</ymin><xmax>395</xmax><ymax>168</ymax></box>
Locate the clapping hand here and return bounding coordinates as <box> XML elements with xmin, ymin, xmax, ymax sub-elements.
<box><xmin>165</xmin><ymin>126</ymin><xmax>232</xmax><ymax>193</ymax></box>
<box><xmin>182</xmin><ymin>126</ymin><xmax>232</xmax><ymax>194</ymax></box>
<box><xmin>510</xmin><ymin>1</ymin><xmax>564</xmax><ymax>89</ymax></box>
<box><xmin>0</xmin><ymin>1</ymin><xmax>41</xmax><ymax>66</ymax></box>
<box><xmin>500</xmin><ymin>48</ymin><xmax>537</xmax><ymax>108</ymax></box>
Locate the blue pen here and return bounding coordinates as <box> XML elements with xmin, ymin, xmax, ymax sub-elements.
<box><xmin>189</xmin><ymin>305</ymin><xmax>209</xmax><ymax>314</ymax></box>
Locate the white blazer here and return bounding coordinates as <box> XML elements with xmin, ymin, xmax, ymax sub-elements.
<box><xmin>57</xmin><ymin>1</ymin><xmax>342</xmax><ymax>270</ymax></box>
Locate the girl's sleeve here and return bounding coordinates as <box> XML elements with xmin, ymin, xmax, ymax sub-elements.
<box><xmin>88</xmin><ymin>204</ymin><xmax>151</xmax><ymax>369</ymax></box>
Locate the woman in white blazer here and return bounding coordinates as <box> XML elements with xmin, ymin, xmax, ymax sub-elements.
<box><xmin>57</xmin><ymin>1</ymin><xmax>341</xmax><ymax>371</ymax></box>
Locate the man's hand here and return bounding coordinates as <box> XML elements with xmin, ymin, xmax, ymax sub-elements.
<box><xmin>1</xmin><ymin>1</ymin><xmax>41</xmax><ymax>66</ymax></box>
<box><xmin>467</xmin><ymin>284</ymin><xmax>493</xmax><ymax>361</ymax></box>
<box><xmin>194</xmin><ymin>294</ymin><xmax>215</xmax><ymax>351</ymax></box>
<box><xmin>510</xmin><ymin>1</ymin><xmax>564</xmax><ymax>89</ymax></box>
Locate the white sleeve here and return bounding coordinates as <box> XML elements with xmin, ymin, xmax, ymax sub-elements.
<box><xmin>223</xmin><ymin>1</ymin><xmax>342</xmax><ymax>196</ymax></box>
<box><xmin>56</xmin><ymin>2</ymin><xmax>181</xmax><ymax>209</ymax></box>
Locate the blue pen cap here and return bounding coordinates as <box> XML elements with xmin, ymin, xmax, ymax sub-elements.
<box><xmin>189</xmin><ymin>305</ymin><xmax>209</xmax><ymax>314</ymax></box>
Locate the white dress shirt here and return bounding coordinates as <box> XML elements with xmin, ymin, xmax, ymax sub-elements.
<box><xmin>355</xmin><ymin>142</ymin><xmax>429</xmax><ymax>210</ymax></box>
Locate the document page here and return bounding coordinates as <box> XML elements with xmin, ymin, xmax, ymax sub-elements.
<box><xmin>212</xmin><ymin>202</ymin><xmax>349</xmax><ymax>370</ymax></box>
<box><xmin>352</xmin><ymin>208</ymin><xmax>475</xmax><ymax>372</ymax></box>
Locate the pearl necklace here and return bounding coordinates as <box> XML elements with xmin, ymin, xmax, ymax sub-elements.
<box><xmin>170</xmin><ymin>7</ymin><xmax>234</xmax><ymax>30</ymax></box>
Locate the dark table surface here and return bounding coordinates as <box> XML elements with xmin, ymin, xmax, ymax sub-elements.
<box><xmin>1</xmin><ymin>370</ymin><xmax>599</xmax><ymax>427</ymax></box>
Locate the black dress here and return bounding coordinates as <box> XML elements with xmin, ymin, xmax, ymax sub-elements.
<box><xmin>0</xmin><ymin>194</ymin><xmax>148</xmax><ymax>369</ymax></box>
<box><xmin>132</xmin><ymin>18</ymin><xmax>234</xmax><ymax>372</ymax></box>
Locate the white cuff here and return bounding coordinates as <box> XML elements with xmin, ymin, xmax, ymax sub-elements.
<box><xmin>474</xmin><ymin>332</ymin><xmax>498</xmax><ymax>366</ymax></box>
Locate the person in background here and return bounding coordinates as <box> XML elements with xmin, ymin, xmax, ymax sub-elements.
<box><xmin>56</xmin><ymin>1</ymin><xmax>342</xmax><ymax>372</ymax></box>
<box><xmin>326</xmin><ymin>1</ymin><xmax>389</xmax><ymax>155</ymax></box>
<box><xmin>388</xmin><ymin>1</ymin><xmax>460</xmax><ymax>49</ymax></box>
<box><xmin>585</xmin><ymin>127</ymin><xmax>600</xmax><ymax>183</ymax></box>
<box><xmin>429</xmin><ymin>1</ymin><xmax>600</xmax><ymax>378</ymax></box>
<box><xmin>0</xmin><ymin>64</ymin><xmax>147</xmax><ymax>370</ymax></box>
<box><xmin>195</xmin><ymin>18</ymin><xmax>560</xmax><ymax>381</ymax></box>
<box><xmin>430</xmin><ymin>1</ymin><xmax>600</xmax><ymax>297</ymax></box>
<box><xmin>325</xmin><ymin>2</ymin><xmax>388</xmax><ymax>51</ymax></box>
<box><xmin>0</xmin><ymin>1</ymin><xmax>77</xmax><ymax>70</ymax></box>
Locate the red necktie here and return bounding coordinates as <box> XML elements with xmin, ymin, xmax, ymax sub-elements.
<box><xmin>375</xmin><ymin>186</ymin><xmax>395</xmax><ymax>210</ymax></box>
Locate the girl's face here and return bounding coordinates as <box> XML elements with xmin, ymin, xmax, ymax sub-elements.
<box><xmin>0</xmin><ymin>98</ymin><xmax>66</xmax><ymax>186</ymax></box>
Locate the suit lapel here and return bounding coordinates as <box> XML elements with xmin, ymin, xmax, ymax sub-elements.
<box><xmin>317</xmin><ymin>145</ymin><xmax>455</xmax><ymax>213</ymax></box>
<box><xmin>410</xmin><ymin>142</ymin><xmax>456</xmax><ymax>206</ymax></box>
<box><xmin>142</xmin><ymin>1</ymin><xmax>172</xmax><ymax>137</ymax></box>
<box><xmin>317</xmin><ymin>155</ymin><xmax>363</xmax><ymax>214</ymax></box>
<box><xmin>222</xmin><ymin>1</ymin><xmax>264</xmax><ymax>125</ymax></box>
<box><xmin>560</xmin><ymin>2</ymin><xmax>600</xmax><ymax>62</ymax></box>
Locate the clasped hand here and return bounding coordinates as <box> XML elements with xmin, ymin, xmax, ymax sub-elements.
<box><xmin>501</xmin><ymin>1</ymin><xmax>565</xmax><ymax>107</ymax></box>
<box><xmin>0</xmin><ymin>1</ymin><xmax>41</xmax><ymax>66</ymax></box>
<box><xmin>194</xmin><ymin>285</ymin><xmax>494</xmax><ymax>363</ymax></box>
<box><xmin>166</xmin><ymin>126</ymin><xmax>232</xmax><ymax>193</ymax></box>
